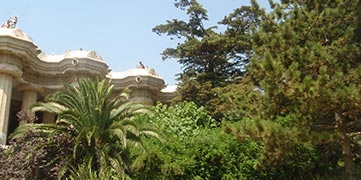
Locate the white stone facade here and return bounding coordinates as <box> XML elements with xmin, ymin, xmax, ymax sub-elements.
<box><xmin>0</xmin><ymin>27</ymin><xmax>175</xmax><ymax>145</ymax></box>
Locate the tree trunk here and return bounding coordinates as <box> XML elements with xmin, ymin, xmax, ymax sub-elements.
<box><xmin>335</xmin><ymin>111</ymin><xmax>356</xmax><ymax>180</ymax></box>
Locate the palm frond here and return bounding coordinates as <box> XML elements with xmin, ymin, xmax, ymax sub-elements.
<box><xmin>111</xmin><ymin>102</ymin><xmax>149</xmax><ymax>119</ymax></box>
<box><xmin>140</xmin><ymin>130</ymin><xmax>162</xmax><ymax>141</ymax></box>
<box><xmin>31</xmin><ymin>102</ymin><xmax>68</xmax><ymax>114</ymax></box>
<box><xmin>11</xmin><ymin>123</ymin><xmax>66</xmax><ymax>139</ymax></box>
<box><xmin>16</xmin><ymin>78</ymin><xmax>161</xmax><ymax>179</ymax></box>
<box><xmin>112</xmin><ymin>128</ymin><xmax>127</xmax><ymax>148</ymax></box>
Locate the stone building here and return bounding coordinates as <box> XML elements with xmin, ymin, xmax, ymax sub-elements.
<box><xmin>0</xmin><ymin>25</ymin><xmax>176</xmax><ymax>145</ymax></box>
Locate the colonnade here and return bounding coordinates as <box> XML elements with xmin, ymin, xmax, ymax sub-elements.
<box><xmin>0</xmin><ymin>64</ymin><xmax>22</xmax><ymax>145</ymax></box>
<box><xmin>0</xmin><ymin>64</ymin><xmax>56</xmax><ymax>145</ymax></box>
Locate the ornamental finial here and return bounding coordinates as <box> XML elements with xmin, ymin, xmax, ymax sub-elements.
<box><xmin>1</xmin><ymin>16</ymin><xmax>18</xmax><ymax>29</ymax></box>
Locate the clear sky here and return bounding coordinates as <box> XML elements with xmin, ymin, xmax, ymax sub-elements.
<box><xmin>1</xmin><ymin>0</ymin><xmax>270</xmax><ymax>85</ymax></box>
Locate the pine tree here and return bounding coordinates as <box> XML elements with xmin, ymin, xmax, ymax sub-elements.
<box><xmin>153</xmin><ymin>0</ymin><xmax>261</xmax><ymax>119</ymax></box>
<box><xmin>249</xmin><ymin>1</ymin><xmax>361</xmax><ymax>179</ymax></box>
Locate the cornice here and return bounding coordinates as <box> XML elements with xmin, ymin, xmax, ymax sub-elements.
<box><xmin>110</xmin><ymin>75</ymin><xmax>165</xmax><ymax>92</ymax></box>
<box><xmin>17</xmin><ymin>83</ymin><xmax>45</xmax><ymax>93</ymax></box>
<box><xmin>0</xmin><ymin>63</ymin><xmax>23</xmax><ymax>78</ymax></box>
<box><xmin>0</xmin><ymin>36</ymin><xmax>40</xmax><ymax>62</ymax></box>
<box><xmin>0</xmin><ymin>35</ymin><xmax>110</xmax><ymax>84</ymax></box>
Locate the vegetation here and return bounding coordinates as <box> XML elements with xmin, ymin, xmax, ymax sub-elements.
<box><xmin>0</xmin><ymin>129</ymin><xmax>73</xmax><ymax>179</ymax></box>
<box><xmin>1</xmin><ymin>79</ymin><xmax>159</xmax><ymax>179</ymax></box>
<box><xmin>152</xmin><ymin>0</ymin><xmax>257</xmax><ymax>119</ymax></box>
<box><xmin>247</xmin><ymin>1</ymin><xmax>361</xmax><ymax>179</ymax></box>
<box><xmin>153</xmin><ymin>0</ymin><xmax>361</xmax><ymax>179</ymax></box>
<box><xmin>1</xmin><ymin>0</ymin><xmax>361</xmax><ymax>179</ymax></box>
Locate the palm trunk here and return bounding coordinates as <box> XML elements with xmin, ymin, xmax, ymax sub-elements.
<box><xmin>335</xmin><ymin>111</ymin><xmax>356</xmax><ymax>180</ymax></box>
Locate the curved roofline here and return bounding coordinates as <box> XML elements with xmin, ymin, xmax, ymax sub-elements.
<box><xmin>0</xmin><ymin>27</ymin><xmax>176</xmax><ymax>101</ymax></box>
<box><xmin>0</xmin><ymin>28</ymin><xmax>33</xmax><ymax>42</ymax></box>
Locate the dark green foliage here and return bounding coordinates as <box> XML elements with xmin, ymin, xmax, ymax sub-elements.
<box><xmin>183</xmin><ymin>129</ymin><xmax>262</xmax><ymax>180</ymax></box>
<box><xmin>248</xmin><ymin>0</ymin><xmax>361</xmax><ymax>179</ymax></box>
<box><xmin>211</xmin><ymin>77</ymin><xmax>264</xmax><ymax>121</ymax></box>
<box><xmin>249</xmin><ymin>0</ymin><xmax>361</xmax><ymax>122</ymax></box>
<box><xmin>3</xmin><ymin>1</ymin><xmax>361</xmax><ymax>179</ymax></box>
<box><xmin>130</xmin><ymin>102</ymin><xmax>319</xmax><ymax>180</ymax></box>
<box><xmin>153</xmin><ymin>0</ymin><xmax>261</xmax><ymax>119</ymax></box>
<box><xmin>131</xmin><ymin>127</ymin><xmax>265</xmax><ymax>180</ymax></box>
<box><xmin>225</xmin><ymin>117</ymin><xmax>319</xmax><ymax>179</ymax></box>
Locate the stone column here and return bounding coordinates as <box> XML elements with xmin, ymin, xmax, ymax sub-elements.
<box><xmin>0</xmin><ymin>64</ymin><xmax>22</xmax><ymax>145</ymax></box>
<box><xmin>17</xmin><ymin>84</ymin><xmax>44</xmax><ymax>125</ymax></box>
<box><xmin>0</xmin><ymin>74</ymin><xmax>14</xmax><ymax>145</ymax></box>
<box><xmin>42</xmin><ymin>112</ymin><xmax>56</xmax><ymax>124</ymax></box>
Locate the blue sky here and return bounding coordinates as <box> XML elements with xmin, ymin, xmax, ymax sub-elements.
<box><xmin>1</xmin><ymin>0</ymin><xmax>270</xmax><ymax>85</ymax></box>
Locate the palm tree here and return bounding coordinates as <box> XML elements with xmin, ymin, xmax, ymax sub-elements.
<box><xmin>12</xmin><ymin>78</ymin><xmax>159</xmax><ymax>179</ymax></box>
